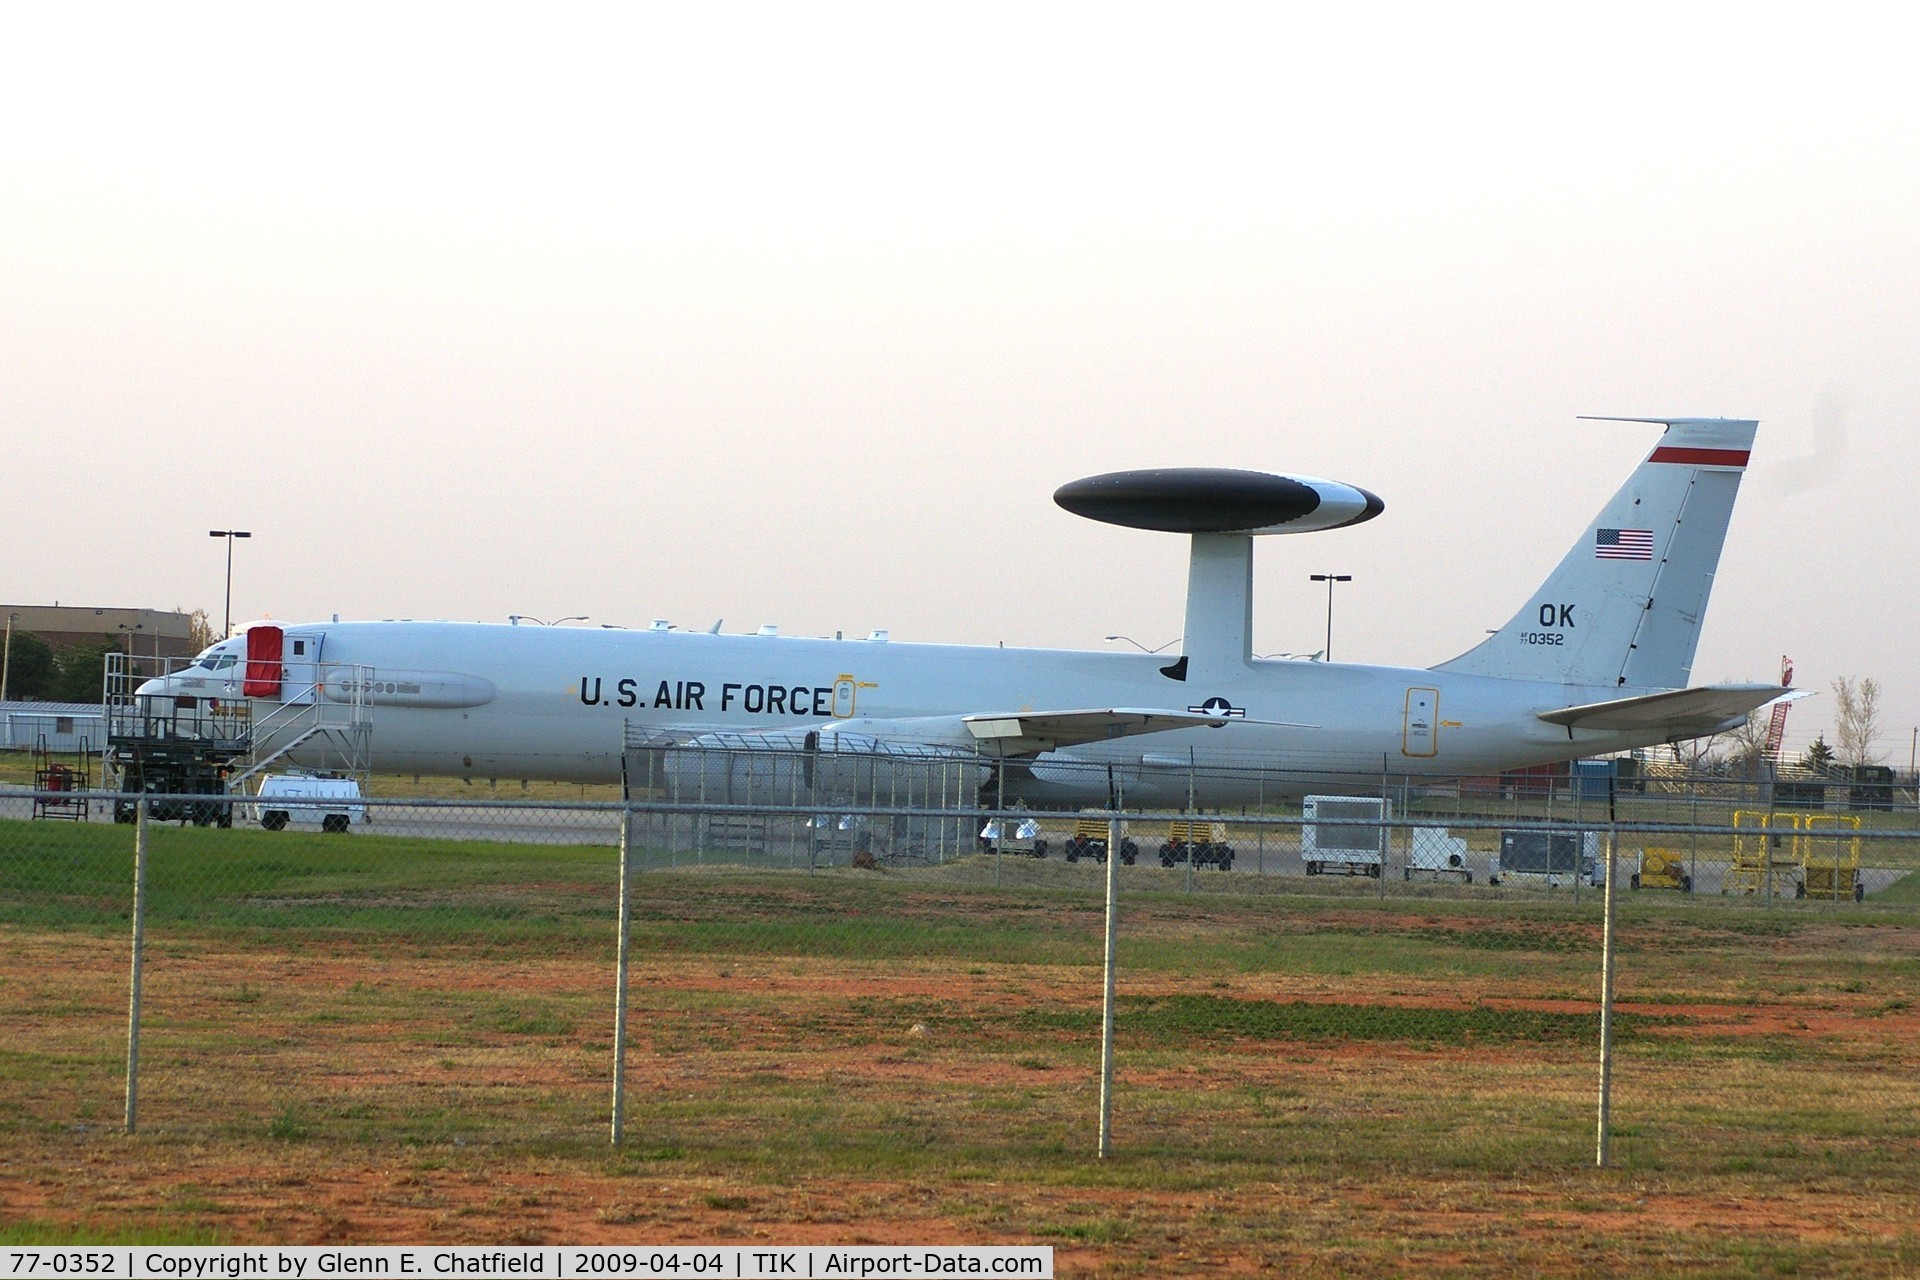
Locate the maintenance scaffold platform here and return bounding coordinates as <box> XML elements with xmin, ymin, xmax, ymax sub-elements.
<box><xmin>101</xmin><ymin>650</ymin><xmax>374</xmax><ymax>824</ymax></box>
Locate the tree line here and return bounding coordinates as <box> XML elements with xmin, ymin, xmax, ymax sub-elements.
<box><xmin>2</xmin><ymin>632</ymin><xmax>119</xmax><ymax>703</ymax></box>
<box><xmin>1703</xmin><ymin>674</ymin><xmax>1890</xmax><ymax>776</ymax></box>
<box><xmin>4</xmin><ymin>610</ymin><xmax>214</xmax><ymax>705</ymax></box>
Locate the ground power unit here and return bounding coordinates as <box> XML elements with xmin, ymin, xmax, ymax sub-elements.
<box><xmin>1494</xmin><ymin>828</ymin><xmax>1605</xmax><ymax>887</ymax></box>
<box><xmin>1406</xmin><ymin>827</ymin><xmax>1473</xmax><ymax>883</ymax></box>
<box><xmin>1301</xmin><ymin>795</ymin><xmax>1390</xmax><ymax>877</ymax></box>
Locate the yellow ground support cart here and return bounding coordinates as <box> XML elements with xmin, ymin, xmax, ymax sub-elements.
<box><xmin>1725</xmin><ymin>811</ymin><xmax>1806</xmax><ymax>897</ymax></box>
<box><xmin>1062</xmin><ymin>814</ymin><xmax>1140</xmax><ymax>865</ymax></box>
<box><xmin>1801</xmin><ymin>813</ymin><xmax>1864</xmax><ymax>901</ymax></box>
<box><xmin>1161</xmin><ymin>819</ymin><xmax>1234</xmax><ymax>870</ymax></box>
<box><xmin>1632</xmin><ymin>846</ymin><xmax>1692</xmax><ymax>892</ymax></box>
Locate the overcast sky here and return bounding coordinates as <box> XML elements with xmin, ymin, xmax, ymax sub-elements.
<box><xmin>5</xmin><ymin>6</ymin><xmax>1918</xmax><ymax>759</ymax></box>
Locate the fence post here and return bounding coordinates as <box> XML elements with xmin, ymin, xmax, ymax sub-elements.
<box><xmin>125</xmin><ymin>797</ymin><xmax>149</xmax><ymax>1134</ymax></box>
<box><xmin>1256</xmin><ymin>772</ymin><xmax>1265</xmax><ymax>874</ymax></box>
<box><xmin>1098</xmin><ymin>814</ymin><xmax>1122</xmax><ymax>1159</ymax></box>
<box><xmin>1687</xmin><ymin>784</ymin><xmax>1699</xmax><ymax>896</ymax></box>
<box><xmin>1595</xmin><ymin>826</ymin><xmax>1619</xmax><ymax>1167</ymax></box>
<box><xmin>784</xmin><ymin>748</ymin><xmax>797</xmax><ymax>872</ymax></box>
<box><xmin>611</xmin><ymin>804</ymin><xmax>635</xmax><ymax>1146</ymax></box>
<box><xmin>1378</xmin><ymin>767</ymin><xmax>1389</xmax><ymax>899</ymax></box>
<box><xmin>1764</xmin><ymin>827</ymin><xmax>1774</xmax><ymax>910</ymax></box>
<box><xmin>1183</xmin><ymin>750</ymin><xmax>1196</xmax><ymax>894</ymax></box>
<box><xmin>807</xmin><ymin>748</ymin><xmax>822</xmax><ymax>873</ymax></box>
<box><xmin>994</xmin><ymin>752</ymin><xmax>1004</xmax><ymax>888</ymax></box>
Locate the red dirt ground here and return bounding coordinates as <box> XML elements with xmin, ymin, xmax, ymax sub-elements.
<box><xmin>6</xmin><ymin>921</ymin><xmax>1919</xmax><ymax>1276</ymax></box>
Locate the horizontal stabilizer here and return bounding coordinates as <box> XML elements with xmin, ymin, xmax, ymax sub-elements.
<box><xmin>1538</xmin><ymin>684</ymin><xmax>1792</xmax><ymax>735</ymax></box>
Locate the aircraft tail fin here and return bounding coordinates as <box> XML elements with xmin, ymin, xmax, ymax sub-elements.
<box><xmin>1432</xmin><ymin>417</ymin><xmax>1755</xmax><ymax>690</ymax></box>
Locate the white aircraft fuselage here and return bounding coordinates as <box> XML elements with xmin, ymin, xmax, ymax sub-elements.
<box><xmin>141</xmin><ymin>417</ymin><xmax>1786</xmax><ymax>805</ymax></box>
<box><xmin>172</xmin><ymin>622</ymin><xmax>1668</xmax><ymax>797</ymax></box>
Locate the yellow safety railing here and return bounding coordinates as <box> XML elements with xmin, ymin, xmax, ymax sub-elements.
<box><xmin>1726</xmin><ymin>810</ymin><xmax>1865</xmax><ymax>900</ymax></box>
<box><xmin>1800</xmin><ymin>813</ymin><xmax>1863</xmax><ymax>901</ymax></box>
<box><xmin>1726</xmin><ymin>810</ymin><xmax>1805</xmax><ymax>897</ymax></box>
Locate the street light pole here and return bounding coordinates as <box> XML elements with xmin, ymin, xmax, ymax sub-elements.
<box><xmin>1</xmin><ymin>612</ymin><xmax>18</xmax><ymax>704</ymax></box>
<box><xmin>1309</xmin><ymin>574</ymin><xmax>1352</xmax><ymax>662</ymax></box>
<box><xmin>117</xmin><ymin>622</ymin><xmax>146</xmax><ymax>678</ymax></box>
<box><xmin>208</xmin><ymin>530</ymin><xmax>252</xmax><ymax>637</ymax></box>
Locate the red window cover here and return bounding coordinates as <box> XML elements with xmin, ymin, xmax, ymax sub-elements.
<box><xmin>243</xmin><ymin>625</ymin><xmax>284</xmax><ymax>698</ymax></box>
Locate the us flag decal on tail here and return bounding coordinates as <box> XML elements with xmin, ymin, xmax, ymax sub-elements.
<box><xmin>1595</xmin><ymin>528</ymin><xmax>1654</xmax><ymax>560</ymax></box>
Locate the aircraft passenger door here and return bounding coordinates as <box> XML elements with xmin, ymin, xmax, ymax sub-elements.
<box><xmin>283</xmin><ymin>633</ymin><xmax>322</xmax><ymax>705</ymax></box>
<box><xmin>831</xmin><ymin>676</ymin><xmax>857</xmax><ymax>718</ymax></box>
<box><xmin>1402</xmin><ymin>686</ymin><xmax>1439</xmax><ymax>758</ymax></box>
<box><xmin>243</xmin><ymin>625</ymin><xmax>284</xmax><ymax>699</ymax></box>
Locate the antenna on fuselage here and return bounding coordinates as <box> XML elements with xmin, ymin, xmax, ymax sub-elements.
<box><xmin>1053</xmin><ymin>468</ymin><xmax>1383</xmax><ymax>685</ymax></box>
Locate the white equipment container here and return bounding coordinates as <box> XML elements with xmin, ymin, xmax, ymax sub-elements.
<box><xmin>1493</xmin><ymin>828</ymin><xmax>1605</xmax><ymax>887</ymax></box>
<box><xmin>254</xmin><ymin>774</ymin><xmax>366</xmax><ymax>834</ymax></box>
<box><xmin>1301</xmin><ymin>795</ymin><xmax>1390</xmax><ymax>877</ymax></box>
<box><xmin>1406</xmin><ymin>826</ymin><xmax>1473</xmax><ymax>883</ymax></box>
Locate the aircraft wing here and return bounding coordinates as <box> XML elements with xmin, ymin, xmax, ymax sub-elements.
<box><xmin>787</xmin><ymin>707</ymin><xmax>1246</xmax><ymax>757</ymax></box>
<box><xmin>1537</xmin><ymin>684</ymin><xmax>1793</xmax><ymax>735</ymax></box>
<box><xmin>683</xmin><ymin>707</ymin><xmax>1282</xmax><ymax>760</ymax></box>
<box><xmin>961</xmin><ymin>708</ymin><xmax>1236</xmax><ymax>754</ymax></box>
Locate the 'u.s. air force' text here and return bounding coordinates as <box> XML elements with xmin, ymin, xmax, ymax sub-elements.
<box><xmin>579</xmin><ymin>677</ymin><xmax>838</xmax><ymax>716</ymax></box>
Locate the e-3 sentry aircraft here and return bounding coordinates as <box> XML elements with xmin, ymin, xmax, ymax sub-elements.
<box><xmin>141</xmin><ymin>417</ymin><xmax>1787</xmax><ymax>804</ymax></box>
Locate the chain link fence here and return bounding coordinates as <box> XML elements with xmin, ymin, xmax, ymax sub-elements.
<box><xmin>3</xmin><ymin>750</ymin><xmax>1917</xmax><ymax>1186</ymax></box>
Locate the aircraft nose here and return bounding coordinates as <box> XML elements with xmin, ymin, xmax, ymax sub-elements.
<box><xmin>134</xmin><ymin>677</ymin><xmax>167</xmax><ymax>698</ymax></box>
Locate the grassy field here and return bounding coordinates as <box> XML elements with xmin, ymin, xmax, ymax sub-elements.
<box><xmin>2</xmin><ymin>817</ymin><xmax>1919</xmax><ymax>1275</ymax></box>
<box><xmin>0</xmin><ymin>750</ymin><xmax>620</xmax><ymax>800</ymax></box>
